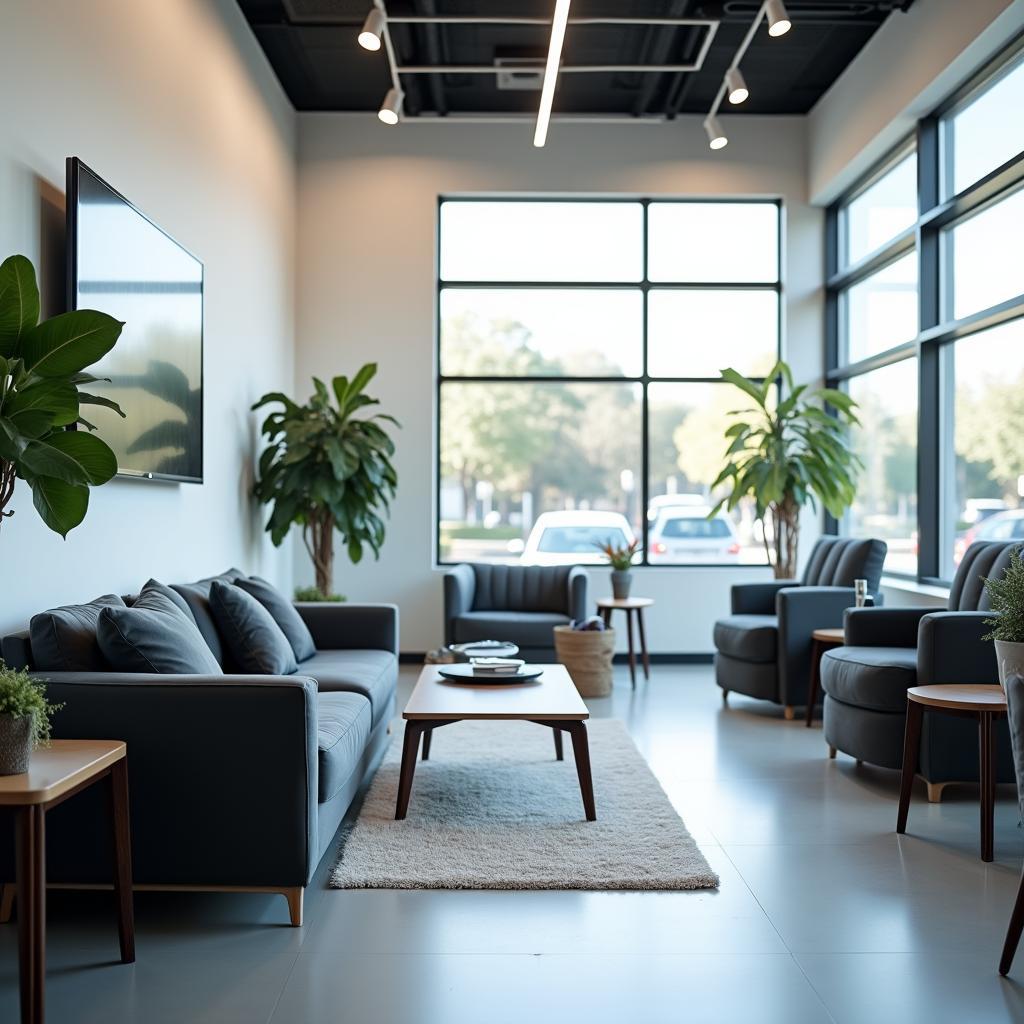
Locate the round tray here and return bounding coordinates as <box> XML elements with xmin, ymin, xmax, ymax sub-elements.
<box><xmin>438</xmin><ymin>665</ymin><xmax>543</xmax><ymax>684</ymax></box>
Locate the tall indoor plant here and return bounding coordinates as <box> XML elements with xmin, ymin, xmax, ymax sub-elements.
<box><xmin>0</xmin><ymin>255</ymin><xmax>125</xmax><ymax>538</ymax></box>
<box><xmin>710</xmin><ymin>360</ymin><xmax>861</xmax><ymax>579</ymax></box>
<box><xmin>983</xmin><ymin>545</ymin><xmax>1024</xmax><ymax>690</ymax></box>
<box><xmin>252</xmin><ymin>363</ymin><xmax>399</xmax><ymax>599</ymax></box>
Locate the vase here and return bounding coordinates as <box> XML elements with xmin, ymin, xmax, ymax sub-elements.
<box><xmin>0</xmin><ymin>713</ymin><xmax>32</xmax><ymax>775</ymax></box>
<box><xmin>611</xmin><ymin>569</ymin><xmax>632</xmax><ymax>601</ymax></box>
<box><xmin>994</xmin><ymin>640</ymin><xmax>1024</xmax><ymax>692</ymax></box>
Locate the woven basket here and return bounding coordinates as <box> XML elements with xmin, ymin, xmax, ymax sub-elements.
<box><xmin>553</xmin><ymin>626</ymin><xmax>615</xmax><ymax>698</ymax></box>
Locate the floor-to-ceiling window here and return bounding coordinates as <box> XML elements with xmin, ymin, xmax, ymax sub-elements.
<box><xmin>436</xmin><ymin>198</ymin><xmax>781</xmax><ymax>567</ymax></box>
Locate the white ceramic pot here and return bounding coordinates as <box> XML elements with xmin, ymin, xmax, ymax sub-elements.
<box><xmin>994</xmin><ymin>639</ymin><xmax>1024</xmax><ymax>692</ymax></box>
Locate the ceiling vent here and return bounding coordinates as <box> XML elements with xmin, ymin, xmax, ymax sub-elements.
<box><xmin>494</xmin><ymin>57</ymin><xmax>545</xmax><ymax>92</ymax></box>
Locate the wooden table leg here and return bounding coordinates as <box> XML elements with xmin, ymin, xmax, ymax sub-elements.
<box><xmin>553</xmin><ymin>729</ymin><xmax>564</xmax><ymax>761</ymax></box>
<box><xmin>980</xmin><ymin>710</ymin><xmax>995</xmax><ymax>863</ymax></box>
<box><xmin>637</xmin><ymin>608</ymin><xmax>650</xmax><ymax>681</ymax></box>
<box><xmin>1001</xmin><ymin>870</ymin><xmax>1024</xmax><ymax>975</ymax></box>
<box><xmin>896</xmin><ymin>699</ymin><xmax>924</xmax><ymax>835</ymax></box>
<box><xmin>805</xmin><ymin>638</ymin><xmax>823</xmax><ymax>728</ymax></box>
<box><xmin>395</xmin><ymin>722</ymin><xmax>426</xmax><ymax>820</ymax></box>
<box><xmin>566</xmin><ymin>722</ymin><xmax>597</xmax><ymax>821</ymax></box>
<box><xmin>625</xmin><ymin>610</ymin><xmax>637</xmax><ymax>690</ymax></box>
<box><xmin>15</xmin><ymin>804</ymin><xmax>45</xmax><ymax>1024</ymax></box>
<box><xmin>600</xmin><ymin>606</ymin><xmax>612</xmax><ymax>628</ymax></box>
<box><xmin>109</xmin><ymin>759</ymin><xmax>135</xmax><ymax>963</ymax></box>
<box><xmin>421</xmin><ymin>727</ymin><xmax>432</xmax><ymax>761</ymax></box>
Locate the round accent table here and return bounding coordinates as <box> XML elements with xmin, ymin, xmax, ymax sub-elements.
<box><xmin>896</xmin><ymin>684</ymin><xmax>1007</xmax><ymax>862</ymax></box>
<box><xmin>595</xmin><ymin>597</ymin><xmax>653</xmax><ymax>690</ymax></box>
<box><xmin>806</xmin><ymin>627</ymin><xmax>845</xmax><ymax>728</ymax></box>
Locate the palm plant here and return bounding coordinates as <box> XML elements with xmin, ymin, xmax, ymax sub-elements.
<box><xmin>710</xmin><ymin>360</ymin><xmax>861</xmax><ymax>579</ymax></box>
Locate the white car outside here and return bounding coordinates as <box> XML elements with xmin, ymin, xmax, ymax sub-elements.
<box><xmin>648</xmin><ymin>507</ymin><xmax>741</xmax><ymax>565</ymax></box>
<box><xmin>521</xmin><ymin>511</ymin><xmax>637</xmax><ymax>566</ymax></box>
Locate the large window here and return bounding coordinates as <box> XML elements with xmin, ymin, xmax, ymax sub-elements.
<box><xmin>828</xmin><ymin>41</ymin><xmax>1024</xmax><ymax>584</ymax></box>
<box><xmin>437</xmin><ymin>198</ymin><xmax>781</xmax><ymax>566</ymax></box>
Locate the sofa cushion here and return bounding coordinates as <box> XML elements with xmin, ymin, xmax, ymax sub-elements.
<box><xmin>209</xmin><ymin>582</ymin><xmax>297</xmax><ymax>676</ymax></box>
<box><xmin>820</xmin><ymin>646</ymin><xmax>918</xmax><ymax>713</ymax></box>
<box><xmin>713</xmin><ymin>615</ymin><xmax>778</xmax><ymax>664</ymax></box>
<box><xmin>453</xmin><ymin>610</ymin><xmax>570</xmax><ymax>648</ymax></box>
<box><xmin>98</xmin><ymin>588</ymin><xmax>223</xmax><ymax>675</ymax></box>
<box><xmin>140</xmin><ymin>579</ymin><xmax>195</xmax><ymax>621</ymax></box>
<box><xmin>300</xmin><ymin>650</ymin><xmax>397</xmax><ymax>728</ymax></box>
<box><xmin>29</xmin><ymin>594</ymin><xmax>126</xmax><ymax>671</ymax></box>
<box><xmin>318</xmin><ymin>692</ymin><xmax>372</xmax><ymax>803</ymax></box>
<box><xmin>170</xmin><ymin>568</ymin><xmax>244</xmax><ymax>667</ymax></box>
<box><xmin>235</xmin><ymin>576</ymin><xmax>316</xmax><ymax>662</ymax></box>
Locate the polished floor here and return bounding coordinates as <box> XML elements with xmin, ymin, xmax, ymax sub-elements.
<box><xmin>2</xmin><ymin>664</ymin><xmax>1024</xmax><ymax>1023</ymax></box>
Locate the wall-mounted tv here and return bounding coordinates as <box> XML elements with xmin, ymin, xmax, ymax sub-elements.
<box><xmin>66</xmin><ymin>157</ymin><xmax>203</xmax><ymax>483</ymax></box>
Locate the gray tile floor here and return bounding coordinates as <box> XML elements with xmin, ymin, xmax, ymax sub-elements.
<box><xmin>3</xmin><ymin>664</ymin><xmax>1024</xmax><ymax>1023</ymax></box>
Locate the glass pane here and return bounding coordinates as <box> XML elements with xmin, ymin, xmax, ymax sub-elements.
<box><xmin>944</xmin><ymin>187</ymin><xmax>1024</xmax><ymax>320</ymax></box>
<box><xmin>439</xmin><ymin>201</ymin><xmax>643</xmax><ymax>282</ymax></box>
<box><xmin>841</xmin><ymin>251</ymin><xmax>918</xmax><ymax>364</ymax></box>
<box><xmin>646</xmin><ymin>383</ymin><xmax>770</xmax><ymax>565</ymax></box>
<box><xmin>648</xmin><ymin>290</ymin><xmax>778</xmax><ymax>378</ymax></box>
<box><xmin>943</xmin><ymin>318</ymin><xmax>1024</xmax><ymax>577</ymax></box>
<box><xmin>440</xmin><ymin>288</ymin><xmax>642</xmax><ymax>377</ymax></box>
<box><xmin>648</xmin><ymin>202</ymin><xmax>778</xmax><ymax>283</ymax></box>
<box><xmin>846</xmin><ymin>360</ymin><xmax>918</xmax><ymax>575</ymax></box>
<box><xmin>944</xmin><ymin>55</ymin><xmax>1024</xmax><ymax>197</ymax></box>
<box><xmin>842</xmin><ymin>153</ymin><xmax>917</xmax><ymax>267</ymax></box>
<box><xmin>439</xmin><ymin>381</ymin><xmax>642</xmax><ymax>564</ymax></box>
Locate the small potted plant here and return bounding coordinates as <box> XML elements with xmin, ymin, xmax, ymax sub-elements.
<box><xmin>983</xmin><ymin>547</ymin><xmax>1024</xmax><ymax>691</ymax></box>
<box><xmin>0</xmin><ymin>667</ymin><xmax>62</xmax><ymax>774</ymax></box>
<box><xmin>596</xmin><ymin>537</ymin><xmax>641</xmax><ymax>600</ymax></box>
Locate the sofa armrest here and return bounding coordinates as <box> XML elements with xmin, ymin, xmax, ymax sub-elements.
<box><xmin>568</xmin><ymin>566</ymin><xmax>589</xmax><ymax>622</ymax></box>
<box><xmin>917</xmin><ymin>611</ymin><xmax>998</xmax><ymax>685</ymax></box>
<box><xmin>295</xmin><ymin>603</ymin><xmax>398</xmax><ymax>655</ymax></box>
<box><xmin>843</xmin><ymin>606</ymin><xmax>934</xmax><ymax>648</ymax></box>
<box><xmin>777</xmin><ymin>586</ymin><xmax>857</xmax><ymax>706</ymax></box>
<box><xmin>731</xmin><ymin>580</ymin><xmax>799</xmax><ymax>615</ymax></box>
<box><xmin>443</xmin><ymin>564</ymin><xmax>476</xmax><ymax>643</ymax></box>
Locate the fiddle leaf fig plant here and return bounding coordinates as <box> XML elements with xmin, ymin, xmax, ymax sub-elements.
<box><xmin>0</xmin><ymin>255</ymin><xmax>125</xmax><ymax>537</ymax></box>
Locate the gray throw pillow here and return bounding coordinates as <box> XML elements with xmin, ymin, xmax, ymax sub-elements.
<box><xmin>235</xmin><ymin>576</ymin><xmax>316</xmax><ymax>662</ymax></box>
<box><xmin>98</xmin><ymin>589</ymin><xmax>223</xmax><ymax>675</ymax></box>
<box><xmin>209</xmin><ymin>581</ymin><xmax>298</xmax><ymax>675</ymax></box>
<box><xmin>141</xmin><ymin>579</ymin><xmax>195</xmax><ymax>621</ymax></box>
<box><xmin>30</xmin><ymin>594</ymin><xmax>127</xmax><ymax>671</ymax></box>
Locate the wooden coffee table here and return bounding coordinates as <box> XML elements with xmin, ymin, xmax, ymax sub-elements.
<box><xmin>397</xmin><ymin>664</ymin><xmax>595</xmax><ymax>821</ymax></box>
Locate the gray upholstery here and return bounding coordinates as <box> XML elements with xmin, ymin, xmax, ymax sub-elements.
<box><xmin>299</xmin><ymin>650</ymin><xmax>398</xmax><ymax>728</ymax></box>
<box><xmin>713</xmin><ymin>615</ymin><xmax>777</xmax><ymax>663</ymax></box>
<box><xmin>236</xmin><ymin>576</ymin><xmax>317</xmax><ymax>661</ymax></box>
<box><xmin>170</xmin><ymin>568</ymin><xmax>245</xmax><ymax>667</ymax></box>
<box><xmin>141</xmin><ymin>579</ymin><xmax>195</xmax><ymax>620</ymax></box>
<box><xmin>28</xmin><ymin>594</ymin><xmax>126</xmax><ymax>671</ymax></box>
<box><xmin>210</xmin><ymin>581</ymin><xmax>298</xmax><ymax>676</ymax></box>
<box><xmin>317</xmin><ymin>692</ymin><xmax>372</xmax><ymax>803</ymax></box>
<box><xmin>1007</xmin><ymin>675</ymin><xmax>1024</xmax><ymax>819</ymax></box>
<box><xmin>453</xmin><ymin>610</ymin><xmax>572</xmax><ymax>649</ymax></box>
<box><xmin>819</xmin><ymin>647</ymin><xmax>918</xmax><ymax>713</ymax></box>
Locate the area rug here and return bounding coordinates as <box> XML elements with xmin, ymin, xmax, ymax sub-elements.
<box><xmin>330</xmin><ymin>718</ymin><xmax>719</xmax><ymax>891</ymax></box>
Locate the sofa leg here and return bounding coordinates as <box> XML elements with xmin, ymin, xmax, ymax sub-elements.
<box><xmin>721</xmin><ymin>690</ymin><xmax>729</xmax><ymax>708</ymax></box>
<box><xmin>284</xmin><ymin>887</ymin><xmax>304</xmax><ymax>927</ymax></box>
<box><xmin>926</xmin><ymin>782</ymin><xmax>949</xmax><ymax>804</ymax></box>
<box><xmin>783</xmin><ymin>706</ymin><xmax>795</xmax><ymax>721</ymax></box>
<box><xmin>0</xmin><ymin>883</ymin><xmax>14</xmax><ymax>923</ymax></box>
<box><xmin>828</xmin><ymin>746</ymin><xmax>837</xmax><ymax>760</ymax></box>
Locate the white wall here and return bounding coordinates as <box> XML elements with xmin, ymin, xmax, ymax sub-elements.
<box><xmin>0</xmin><ymin>0</ymin><xmax>296</xmax><ymax>633</ymax></box>
<box><xmin>296</xmin><ymin>114</ymin><xmax>822</xmax><ymax>654</ymax></box>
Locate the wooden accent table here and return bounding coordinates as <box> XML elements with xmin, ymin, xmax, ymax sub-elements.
<box><xmin>806</xmin><ymin>627</ymin><xmax>845</xmax><ymax>728</ymax></box>
<box><xmin>596</xmin><ymin>597</ymin><xmax>653</xmax><ymax>689</ymax></box>
<box><xmin>398</xmin><ymin>664</ymin><xmax>595</xmax><ymax>821</ymax></box>
<box><xmin>896</xmin><ymin>684</ymin><xmax>1006</xmax><ymax>862</ymax></box>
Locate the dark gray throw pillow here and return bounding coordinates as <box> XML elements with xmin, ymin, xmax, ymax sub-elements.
<box><xmin>209</xmin><ymin>581</ymin><xmax>298</xmax><ymax>675</ymax></box>
<box><xmin>140</xmin><ymin>579</ymin><xmax>195</xmax><ymax>621</ymax></box>
<box><xmin>98</xmin><ymin>589</ymin><xmax>223</xmax><ymax>675</ymax></box>
<box><xmin>30</xmin><ymin>594</ymin><xmax>127</xmax><ymax>671</ymax></box>
<box><xmin>235</xmin><ymin>576</ymin><xmax>316</xmax><ymax>662</ymax></box>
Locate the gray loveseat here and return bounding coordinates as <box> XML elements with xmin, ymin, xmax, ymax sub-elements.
<box><xmin>0</xmin><ymin>570</ymin><xmax>398</xmax><ymax>925</ymax></box>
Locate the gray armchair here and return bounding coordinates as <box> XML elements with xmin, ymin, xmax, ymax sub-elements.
<box><xmin>443</xmin><ymin>563</ymin><xmax>588</xmax><ymax>661</ymax></box>
<box><xmin>713</xmin><ymin>536</ymin><xmax>887</xmax><ymax>717</ymax></box>
<box><xmin>821</xmin><ymin>540</ymin><xmax>1016</xmax><ymax>792</ymax></box>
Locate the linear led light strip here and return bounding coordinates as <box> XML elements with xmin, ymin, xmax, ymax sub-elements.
<box><xmin>534</xmin><ymin>0</ymin><xmax>572</xmax><ymax>148</ymax></box>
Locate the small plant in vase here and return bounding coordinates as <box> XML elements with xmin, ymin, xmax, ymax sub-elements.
<box><xmin>0</xmin><ymin>666</ymin><xmax>62</xmax><ymax>775</ymax></box>
<box><xmin>597</xmin><ymin>537</ymin><xmax>640</xmax><ymax>600</ymax></box>
<box><xmin>983</xmin><ymin>546</ymin><xmax>1024</xmax><ymax>690</ymax></box>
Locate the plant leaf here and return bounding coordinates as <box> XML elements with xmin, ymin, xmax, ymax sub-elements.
<box><xmin>20</xmin><ymin>310</ymin><xmax>123</xmax><ymax>378</ymax></box>
<box><xmin>0</xmin><ymin>255</ymin><xmax>40</xmax><ymax>358</ymax></box>
<box><xmin>5</xmin><ymin>378</ymin><xmax>79</xmax><ymax>426</ymax></box>
<box><xmin>77</xmin><ymin>391</ymin><xmax>126</xmax><ymax>418</ymax></box>
<box><xmin>20</xmin><ymin>429</ymin><xmax>117</xmax><ymax>486</ymax></box>
<box><xmin>28</xmin><ymin>476</ymin><xmax>89</xmax><ymax>538</ymax></box>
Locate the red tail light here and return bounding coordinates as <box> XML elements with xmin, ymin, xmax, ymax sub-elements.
<box><xmin>728</xmin><ymin>543</ymin><xmax>741</xmax><ymax>555</ymax></box>
<box><xmin>651</xmin><ymin>542</ymin><xmax>667</xmax><ymax>555</ymax></box>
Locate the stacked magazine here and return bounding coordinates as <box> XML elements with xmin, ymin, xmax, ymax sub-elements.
<box><xmin>470</xmin><ymin>657</ymin><xmax>526</xmax><ymax>677</ymax></box>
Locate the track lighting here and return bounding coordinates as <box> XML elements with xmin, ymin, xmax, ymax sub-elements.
<box><xmin>704</xmin><ymin>115</ymin><xmax>728</xmax><ymax>150</ymax></box>
<box><xmin>378</xmin><ymin>87</ymin><xmax>402</xmax><ymax>125</ymax></box>
<box><xmin>358</xmin><ymin>8</ymin><xmax>385</xmax><ymax>51</ymax></box>
<box><xmin>765</xmin><ymin>0</ymin><xmax>791</xmax><ymax>37</ymax></box>
<box><xmin>725</xmin><ymin>67</ymin><xmax>749</xmax><ymax>105</ymax></box>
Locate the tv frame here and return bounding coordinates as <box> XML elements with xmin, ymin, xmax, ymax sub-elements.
<box><xmin>66</xmin><ymin>156</ymin><xmax>205</xmax><ymax>484</ymax></box>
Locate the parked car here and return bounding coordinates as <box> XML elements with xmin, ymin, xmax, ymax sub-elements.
<box><xmin>954</xmin><ymin>508</ymin><xmax>1024</xmax><ymax>564</ymax></box>
<box><xmin>646</xmin><ymin>492</ymin><xmax>706</xmax><ymax>521</ymax></box>
<box><xmin>648</xmin><ymin>507</ymin><xmax>741</xmax><ymax>565</ymax></box>
<box><xmin>521</xmin><ymin>510</ymin><xmax>637</xmax><ymax>565</ymax></box>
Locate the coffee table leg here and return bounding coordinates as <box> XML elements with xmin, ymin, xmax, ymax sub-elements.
<box><xmin>108</xmin><ymin>759</ymin><xmax>135</xmax><ymax>963</ymax></box>
<box><xmin>980</xmin><ymin>711</ymin><xmax>995</xmax><ymax>863</ymax></box>
<box><xmin>805</xmin><ymin>639</ymin><xmax>822</xmax><ymax>728</ymax></box>
<box><xmin>567</xmin><ymin>722</ymin><xmax>597</xmax><ymax>821</ymax></box>
<box><xmin>396</xmin><ymin>722</ymin><xmax>426</xmax><ymax>820</ymax></box>
<box><xmin>16</xmin><ymin>804</ymin><xmax>45</xmax><ymax>1024</ymax></box>
<box><xmin>422</xmin><ymin>728</ymin><xmax>432</xmax><ymax>761</ymax></box>
<box><xmin>637</xmin><ymin>608</ymin><xmax>650</xmax><ymax>681</ymax></box>
<box><xmin>553</xmin><ymin>729</ymin><xmax>564</xmax><ymax>761</ymax></box>
<box><xmin>626</xmin><ymin>611</ymin><xmax>637</xmax><ymax>690</ymax></box>
<box><xmin>897</xmin><ymin>699</ymin><xmax>924</xmax><ymax>834</ymax></box>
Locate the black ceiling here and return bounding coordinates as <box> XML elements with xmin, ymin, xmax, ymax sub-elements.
<box><xmin>237</xmin><ymin>0</ymin><xmax>914</xmax><ymax>118</ymax></box>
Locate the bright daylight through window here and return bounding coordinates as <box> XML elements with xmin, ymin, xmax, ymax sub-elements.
<box><xmin>437</xmin><ymin>199</ymin><xmax>781</xmax><ymax>567</ymax></box>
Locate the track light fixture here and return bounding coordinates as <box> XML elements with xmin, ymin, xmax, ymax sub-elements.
<box><xmin>378</xmin><ymin>87</ymin><xmax>402</xmax><ymax>125</ymax></box>
<box><xmin>725</xmin><ymin>67</ymin><xmax>749</xmax><ymax>105</ymax></box>
<box><xmin>358</xmin><ymin>8</ymin><xmax>385</xmax><ymax>51</ymax></box>
<box><xmin>765</xmin><ymin>0</ymin><xmax>791</xmax><ymax>37</ymax></box>
<box><xmin>703</xmin><ymin>115</ymin><xmax>728</xmax><ymax>150</ymax></box>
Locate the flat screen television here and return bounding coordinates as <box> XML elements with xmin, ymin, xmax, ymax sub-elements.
<box><xmin>66</xmin><ymin>157</ymin><xmax>203</xmax><ymax>483</ymax></box>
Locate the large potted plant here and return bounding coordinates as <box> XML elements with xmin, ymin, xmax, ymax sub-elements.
<box><xmin>710</xmin><ymin>360</ymin><xmax>861</xmax><ymax>579</ymax></box>
<box><xmin>0</xmin><ymin>254</ymin><xmax>125</xmax><ymax>537</ymax></box>
<box><xmin>983</xmin><ymin>546</ymin><xmax>1024</xmax><ymax>691</ymax></box>
<box><xmin>252</xmin><ymin>364</ymin><xmax>399</xmax><ymax>599</ymax></box>
<box><xmin>0</xmin><ymin>666</ymin><xmax>62</xmax><ymax>775</ymax></box>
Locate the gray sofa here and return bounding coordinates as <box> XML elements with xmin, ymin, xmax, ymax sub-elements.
<box><xmin>443</xmin><ymin>563</ymin><xmax>588</xmax><ymax>661</ymax></box>
<box><xmin>0</xmin><ymin>575</ymin><xmax>398</xmax><ymax>926</ymax></box>
<box><xmin>713</xmin><ymin>536</ymin><xmax>886</xmax><ymax>717</ymax></box>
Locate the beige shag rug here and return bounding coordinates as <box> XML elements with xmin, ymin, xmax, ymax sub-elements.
<box><xmin>330</xmin><ymin>718</ymin><xmax>719</xmax><ymax>891</ymax></box>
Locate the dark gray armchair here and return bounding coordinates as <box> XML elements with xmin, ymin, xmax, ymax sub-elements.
<box><xmin>821</xmin><ymin>540</ymin><xmax>1015</xmax><ymax>793</ymax></box>
<box><xmin>713</xmin><ymin>536</ymin><xmax>887</xmax><ymax>718</ymax></box>
<box><xmin>443</xmin><ymin>563</ymin><xmax>588</xmax><ymax>661</ymax></box>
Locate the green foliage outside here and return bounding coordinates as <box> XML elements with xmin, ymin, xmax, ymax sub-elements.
<box><xmin>983</xmin><ymin>546</ymin><xmax>1024</xmax><ymax>643</ymax></box>
<box><xmin>0</xmin><ymin>666</ymin><xmax>62</xmax><ymax>746</ymax></box>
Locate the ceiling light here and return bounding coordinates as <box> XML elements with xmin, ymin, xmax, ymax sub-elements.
<box><xmin>725</xmin><ymin>67</ymin><xmax>749</xmax><ymax>104</ymax></box>
<box><xmin>704</xmin><ymin>115</ymin><xmax>728</xmax><ymax>150</ymax></box>
<box><xmin>765</xmin><ymin>0</ymin><xmax>791</xmax><ymax>37</ymax></box>
<box><xmin>358</xmin><ymin>8</ymin><xmax>385</xmax><ymax>51</ymax></box>
<box><xmin>378</xmin><ymin>87</ymin><xmax>402</xmax><ymax>125</ymax></box>
<box><xmin>533</xmin><ymin>0</ymin><xmax>572</xmax><ymax>148</ymax></box>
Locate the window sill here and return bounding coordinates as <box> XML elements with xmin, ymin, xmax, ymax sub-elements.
<box><xmin>880</xmin><ymin>575</ymin><xmax>950</xmax><ymax>601</ymax></box>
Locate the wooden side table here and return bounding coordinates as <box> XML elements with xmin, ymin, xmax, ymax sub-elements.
<box><xmin>896</xmin><ymin>684</ymin><xmax>1006</xmax><ymax>862</ymax></box>
<box><xmin>596</xmin><ymin>597</ymin><xmax>653</xmax><ymax>690</ymax></box>
<box><xmin>806</xmin><ymin>627</ymin><xmax>845</xmax><ymax>727</ymax></box>
<box><xmin>0</xmin><ymin>740</ymin><xmax>134</xmax><ymax>1024</ymax></box>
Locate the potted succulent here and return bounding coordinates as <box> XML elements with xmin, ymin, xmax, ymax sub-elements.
<box><xmin>597</xmin><ymin>537</ymin><xmax>641</xmax><ymax>600</ymax></box>
<box><xmin>983</xmin><ymin>546</ymin><xmax>1024</xmax><ymax>691</ymax></box>
<box><xmin>0</xmin><ymin>666</ymin><xmax>62</xmax><ymax>775</ymax></box>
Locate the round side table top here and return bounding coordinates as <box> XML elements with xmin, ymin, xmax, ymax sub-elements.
<box><xmin>596</xmin><ymin>597</ymin><xmax>654</xmax><ymax>610</ymax></box>
<box><xmin>907</xmin><ymin>684</ymin><xmax>1006</xmax><ymax>711</ymax></box>
<box><xmin>812</xmin><ymin>627</ymin><xmax>845</xmax><ymax>644</ymax></box>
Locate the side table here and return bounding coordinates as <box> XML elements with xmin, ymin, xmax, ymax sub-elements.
<box><xmin>596</xmin><ymin>598</ymin><xmax>653</xmax><ymax>690</ymax></box>
<box><xmin>806</xmin><ymin>627</ymin><xmax>845</xmax><ymax>728</ymax></box>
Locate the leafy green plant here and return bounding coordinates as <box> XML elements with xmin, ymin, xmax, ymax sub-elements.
<box><xmin>596</xmin><ymin>537</ymin><xmax>640</xmax><ymax>571</ymax></box>
<box><xmin>983</xmin><ymin>546</ymin><xmax>1024</xmax><ymax>643</ymax></box>
<box><xmin>294</xmin><ymin>586</ymin><xmax>346</xmax><ymax>603</ymax></box>
<box><xmin>710</xmin><ymin>360</ymin><xmax>861</xmax><ymax>579</ymax></box>
<box><xmin>0</xmin><ymin>255</ymin><xmax>125</xmax><ymax>537</ymax></box>
<box><xmin>0</xmin><ymin>666</ymin><xmax>63</xmax><ymax>746</ymax></box>
<box><xmin>253</xmin><ymin>364</ymin><xmax>399</xmax><ymax>598</ymax></box>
